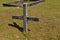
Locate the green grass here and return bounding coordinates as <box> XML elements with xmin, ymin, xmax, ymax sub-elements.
<box><xmin>0</xmin><ymin>0</ymin><xmax>60</xmax><ymax>40</ymax></box>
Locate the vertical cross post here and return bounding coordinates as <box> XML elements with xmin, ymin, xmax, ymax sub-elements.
<box><xmin>23</xmin><ymin>3</ymin><xmax>28</xmax><ymax>33</ymax></box>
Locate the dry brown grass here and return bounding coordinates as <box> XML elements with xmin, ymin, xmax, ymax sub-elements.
<box><xmin>0</xmin><ymin>0</ymin><xmax>60</xmax><ymax>40</ymax></box>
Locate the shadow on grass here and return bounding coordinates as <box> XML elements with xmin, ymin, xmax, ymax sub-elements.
<box><xmin>8</xmin><ymin>22</ymin><xmax>30</xmax><ymax>32</ymax></box>
<box><xmin>8</xmin><ymin>22</ymin><xmax>23</xmax><ymax>32</ymax></box>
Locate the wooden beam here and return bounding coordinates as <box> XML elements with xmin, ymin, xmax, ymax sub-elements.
<box><xmin>12</xmin><ymin>16</ymin><xmax>39</xmax><ymax>21</ymax></box>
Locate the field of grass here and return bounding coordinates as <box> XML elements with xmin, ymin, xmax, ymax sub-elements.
<box><xmin>0</xmin><ymin>0</ymin><xmax>60</xmax><ymax>40</ymax></box>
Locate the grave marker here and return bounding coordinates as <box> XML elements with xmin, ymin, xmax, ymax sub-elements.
<box><xmin>3</xmin><ymin>0</ymin><xmax>44</xmax><ymax>38</ymax></box>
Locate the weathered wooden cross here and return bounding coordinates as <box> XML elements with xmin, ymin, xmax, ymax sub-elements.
<box><xmin>3</xmin><ymin>0</ymin><xmax>44</xmax><ymax>33</ymax></box>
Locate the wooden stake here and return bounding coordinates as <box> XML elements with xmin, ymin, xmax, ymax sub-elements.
<box><xmin>23</xmin><ymin>3</ymin><xmax>28</xmax><ymax>33</ymax></box>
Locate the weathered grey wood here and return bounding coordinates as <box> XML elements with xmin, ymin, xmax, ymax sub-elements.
<box><xmin>3</xmin><ymin>0</ymin><xmax>44</xmax><ymax>7</ymax></box>
<box><xmin>29</xmin><ymin>0</ymin><xmax>44</xmax><ymax>6</ymax></box>
<box><xmin>12</xmin><ymin>16</ymin><xmax>39</xmax><ymax>21</ymax></box>
<box><xmin>3</xmin><ymin>1</ymin><xmax>23</xmax><ymax>7</ymax></box>
<box><xmin>23</xmin><ymin>3</ymin><xmax>28</xmax><ymax>32</ymax></box>
<box><xmin>3</xmin><ymin>0</ymin><xmax>41</xmax><ymax>33</ymax></box>
<box><xmin>12</xmin><ymin>16</ymin><xmax>23</xmax><ymax>19</ymax></box>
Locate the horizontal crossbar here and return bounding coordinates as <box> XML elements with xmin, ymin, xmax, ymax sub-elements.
<box><xmin>3</xmin><ymin>0</ymin><xmax>44</xmax><ymax>7</ymax></box>
<box><xmin>3</xmin><ymin>1</ymin><xmax>22</xmax><ymax>7</ymax></box>
<box><xmin>12</xmin><ymin>16</ymin><xmax>39</xmax><ymax>21</ymax></box>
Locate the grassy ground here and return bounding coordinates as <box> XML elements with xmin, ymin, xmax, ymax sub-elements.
<box><xmin>0</xmin><ymin>0</ymin><xmax>60</xmax><ymax>40</ymax></box>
